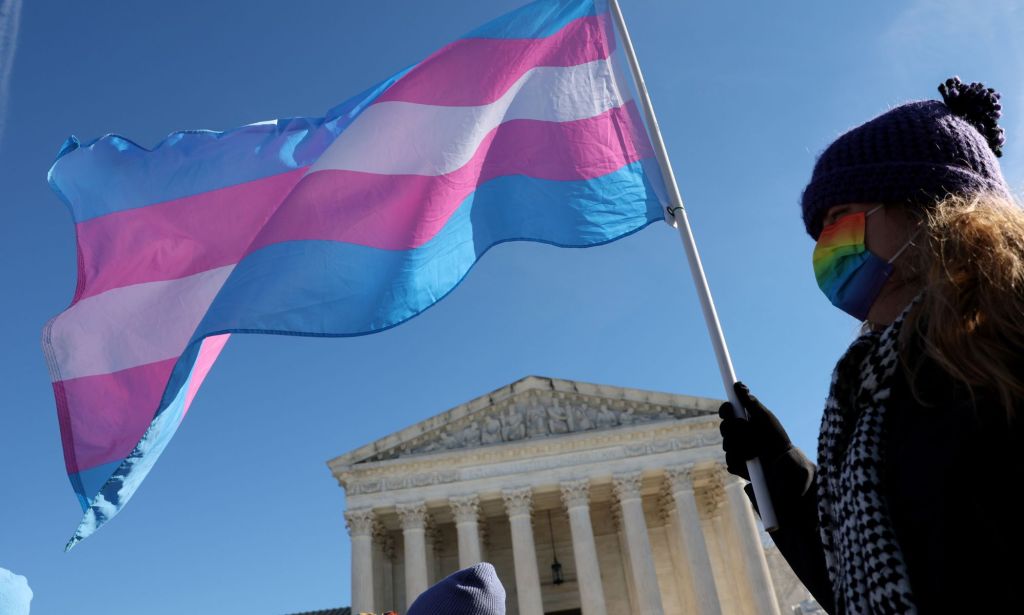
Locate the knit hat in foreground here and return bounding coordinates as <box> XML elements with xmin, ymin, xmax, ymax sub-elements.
<box><xmin>407</xmin><ymin>563</ymin><xmax>506</xmax><ymax>615</ymax></box>
<box><xmin>801</xmin><ymin>76</ymin><xmax>1012</xmax><ymax>240</ymax></box>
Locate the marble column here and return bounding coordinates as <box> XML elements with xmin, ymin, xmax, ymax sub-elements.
<box><xmin>665</xmin><ymin>465</ymin><xmax>723</xmax><ymax>615</ymax></box>
<box><xmin>397</xmin><ymin>502</ymin><xmax>430</xmax><ymax>608</ymax></box>
<box><xmin>345</xmin><ymin>507</ymin><xmax>376</xmax><ymax>615</ymax></box>
<box><xmin>723</xmin><ymin>470</ymin><xmax>781</xmax><ymax>615</ymax></box>
<box><xmin>612</xmin><ymin>472</ymin><xmax>665</xmax><ymax>615</ymax></box>
<box><xmin>503</xmin><ymin>487</ymin><xmax>545</xmax><ymax>615</ymax></box>
<box><xmin>449</xmin><ymin>494</ymin><xmax>483</xmax><ymax>568</ymax></box>
<box><xmin>560</xmin><ymin>479</ymin><xmax>608</xmax><ymax>615</ymax></box>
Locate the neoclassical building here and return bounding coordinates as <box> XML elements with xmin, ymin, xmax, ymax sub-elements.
<box><xmin>328</xmin><ymin>376</ymin><xmax>820</xmax><ymax>615</ymax></box>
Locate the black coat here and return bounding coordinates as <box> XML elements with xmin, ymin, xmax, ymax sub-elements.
<box><xmin>743</xmin><ymin>348</ymin><xmax>1024</xmax><ymax>614</ymax></box>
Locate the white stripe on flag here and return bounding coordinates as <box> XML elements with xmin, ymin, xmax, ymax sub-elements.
<box><xmin>309</xmin><ymin>57</ymin><xmax>630</xmax><ymax>177</ymax></box>
<box><xmin>48</xmin><ymin>266</ymin><xmax>235</xmax><ymax>381</ymax></box>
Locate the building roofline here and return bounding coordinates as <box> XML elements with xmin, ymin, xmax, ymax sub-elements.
<box><xmin>326</xmin><ymin>375</ymin><xmax>722</xmax><ymax>471</ymax></box>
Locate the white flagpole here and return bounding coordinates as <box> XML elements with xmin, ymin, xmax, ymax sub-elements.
<box><xmin>608</xmin><ymin>0</ymin><xmax>779</xmax><ymax>531</ymax></box>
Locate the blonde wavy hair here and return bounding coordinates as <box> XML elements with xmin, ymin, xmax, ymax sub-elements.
<box><xmin>893</xmin><ymin>190</ymin><xmax>1024</xmax><ymax>424</ymax></box>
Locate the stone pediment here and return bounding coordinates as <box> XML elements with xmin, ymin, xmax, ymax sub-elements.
<box><xmin>329</xmin><ymin>376</ymin><xmax>721</xmax><ymax>467</ymax></box>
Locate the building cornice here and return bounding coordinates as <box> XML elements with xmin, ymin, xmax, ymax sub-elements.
<box><xmin>337</xmin><ymin>416</ymin><xmax>723</xmax><ymax>497</ymax></box>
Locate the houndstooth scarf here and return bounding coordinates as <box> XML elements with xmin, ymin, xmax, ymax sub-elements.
<box><xmin>816</xmin><ymin>296</ymin><xmax>922</xmax><ymax>615</ymax></box>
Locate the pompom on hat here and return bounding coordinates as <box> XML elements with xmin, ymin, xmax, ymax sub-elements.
<box><xmin>407</xmin><ymin>562</ymin><xmax>506</xmax><ymax>615</ymax></box>
<box><xmin>801</xmin><ymin>76</ymin><xmax>1013</xmax><ymax>240</ymax></box>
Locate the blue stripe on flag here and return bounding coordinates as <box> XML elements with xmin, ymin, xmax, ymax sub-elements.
<box><xmin>463</xmin><ymin>0</ymin><xmax>602</xmax><ymax>39</ymax></box>
<box><xmin>48</xmin><ymin>69</ymin><xmax>409</xmax><ymax>222</ymax></box>
<box><xmin>198</xmin><ymin>159</ymin><xmax>662</xmax><ymax>336</ymax></box>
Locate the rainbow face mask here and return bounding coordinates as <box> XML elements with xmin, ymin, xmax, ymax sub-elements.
<box><xmin>813</xmin><ymin>205</ymin><xmax>902</xmax><ymax>320</ymax></box>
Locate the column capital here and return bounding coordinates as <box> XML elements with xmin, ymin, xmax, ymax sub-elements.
<box><xmin>697</xmin><ymin>464</ymin><xmax>727</xmax><ymax>520</ymax></box>
<box><xmin>708</xmin><ymin>462</ymin><xmax>746</xmax><ymax>490</ymax></box>
<box><xmin>657</xmin><ymin>490</ymin><xmax>676</xmax><ymax>523</ymax></box>
<box><xmin>560</xmin><ymin>478</ymin><xmax>592</xmax><ymax>510</ymax></box>
<box><xmin>612</xmin><ymin>471</ymin><xmax>644</xmax><ymax>502</ymax></box>
<box><xmin>502</xmin><ymin>486</ymin><xmax>534</xmax><ymax>518</ymax></box>
<box><xmin>397</xmin><ymin>501</ymin><xmax>428</xmax><ymax>530</ymax></box>
<box><xmin>449</xmin><ymin>494</ymin><xmax>481</xmax><ymax>524</ymax></box>
<box><xmin>707</xmin><ymin>460</ymin><xmax>729</xmax><ymax>479</ymax></box>
<box><xmin>610</xmin><ymin>499</ymin><xmax>623</xmax><ymax>532</ymax></box>
<box><xmin>664</xmin><ymin>463</ymin><xmax>698</xmax><ymax>493</ymax></box>
<box><xmin>344</xmin><ymin>507</ymin><xmax>376</xmax><ymax>537</ymax></box>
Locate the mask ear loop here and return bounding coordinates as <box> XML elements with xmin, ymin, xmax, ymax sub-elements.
<box><xmin>867</xmin><ymin>204</ymin><xmax>924</xmax><ymax>264</ymax></box>
<box><xmin>887</xmin><ymin>222</ymin><xmax>925</xmax><ymax>264</ymax></box>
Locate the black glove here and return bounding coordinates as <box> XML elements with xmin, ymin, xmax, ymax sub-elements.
<box><xmin>718</xmin><ymin>381</ymin><xmax>793</xmax><ymax>480</ymax></box>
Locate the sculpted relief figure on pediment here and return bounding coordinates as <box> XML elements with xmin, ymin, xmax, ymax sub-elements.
<box><xmin>526</xmin><ymin>402</ymin><xmax>548</xmax><ymax>437</ymax></box>
<box><xmin>481</xmin><ymin>414</ymin><xmax>503</xmax><ymax>445</ymax></box>
<box><xmin>500</xmin><ymin>405</ymin><xmax>525</xmax><ymax>441</ymax></box>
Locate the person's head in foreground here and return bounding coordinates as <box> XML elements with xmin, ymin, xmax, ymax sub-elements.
<box><xmin>803</xmin><ymin>76</ymin><xmax>1023</xmax><ymax>422</ymax></box>
<box><xmin>720</xmin><ymin>75</ymin><xmax>1023</xmax><ymax>615</ymax></box>
<box><xmin>407</xmin><ymin>562</ymin><xmax>506</xmax><ymax>615</ymax></box>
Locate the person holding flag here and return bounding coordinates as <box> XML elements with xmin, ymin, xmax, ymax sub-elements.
<box><xmin>719</xmin><ymin>76</ymin><xmax>1024</xmax><ymax>614</ymax></box>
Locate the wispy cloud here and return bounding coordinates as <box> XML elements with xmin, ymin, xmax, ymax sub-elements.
<box><xmin>0</xmin><ymin>0</ymin><xmax>24</xmax><ymax>153</ymax></box>
<box><xmin>882</xmin><ymin>0</ymin><xmax>1024</xmax><ymax>189</ymax></box>
<box><xmin>884</xmin><ymin>0</ymin><xmax>1021</xmax><ymax>49</ymax></box>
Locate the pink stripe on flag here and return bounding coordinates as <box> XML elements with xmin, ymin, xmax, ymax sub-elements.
<box><xmin>183</xmin><ymin>334</ymin><xmax>229</xmax><ymax>416</ymax></box>
<box><xmin>250</xmin><ymin>102</ymin><xmax>653</xmax><ymax>252</ymax></box>
<box><xmin>74</xmin><ymin>168</ymin><xmax>305</xmax><ymax>301</ymax></box>
<box><xmin>57</xmin><ymin>358</ymin><xmax>177</xmax><ymax>474</ymax></box>
<box><xmin>376</xmin><ymin>14</ymin><xmax>614</xmax><ymax>106</ymax></box>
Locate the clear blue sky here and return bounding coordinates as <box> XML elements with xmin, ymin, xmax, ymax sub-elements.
<box><xmin>1</xmin><ymin>1</ymin><xmax>1021</xmax><ymax>613</ymax></box>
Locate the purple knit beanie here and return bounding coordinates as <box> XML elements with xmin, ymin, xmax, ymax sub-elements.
<box><xmin>407</xmin><ymin>563</ymin><xmax>506</xmax><ymax>615</ymax></box>
<box><xmin>801</xmin><ymin>76</ymin><xmax>1012</xmax><ymax>240</ymax></box>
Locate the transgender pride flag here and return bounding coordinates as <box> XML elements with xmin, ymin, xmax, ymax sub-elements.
<box><xmin>43</xmin><ymin>0</ymin><xmax>668</xmax><ymax>547</ymax></box>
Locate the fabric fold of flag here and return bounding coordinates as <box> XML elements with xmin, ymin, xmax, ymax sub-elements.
<box><xmin>43</xmin><ymin>0</ymin><xmax>668</xmax><ymax>549</ymax></box>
